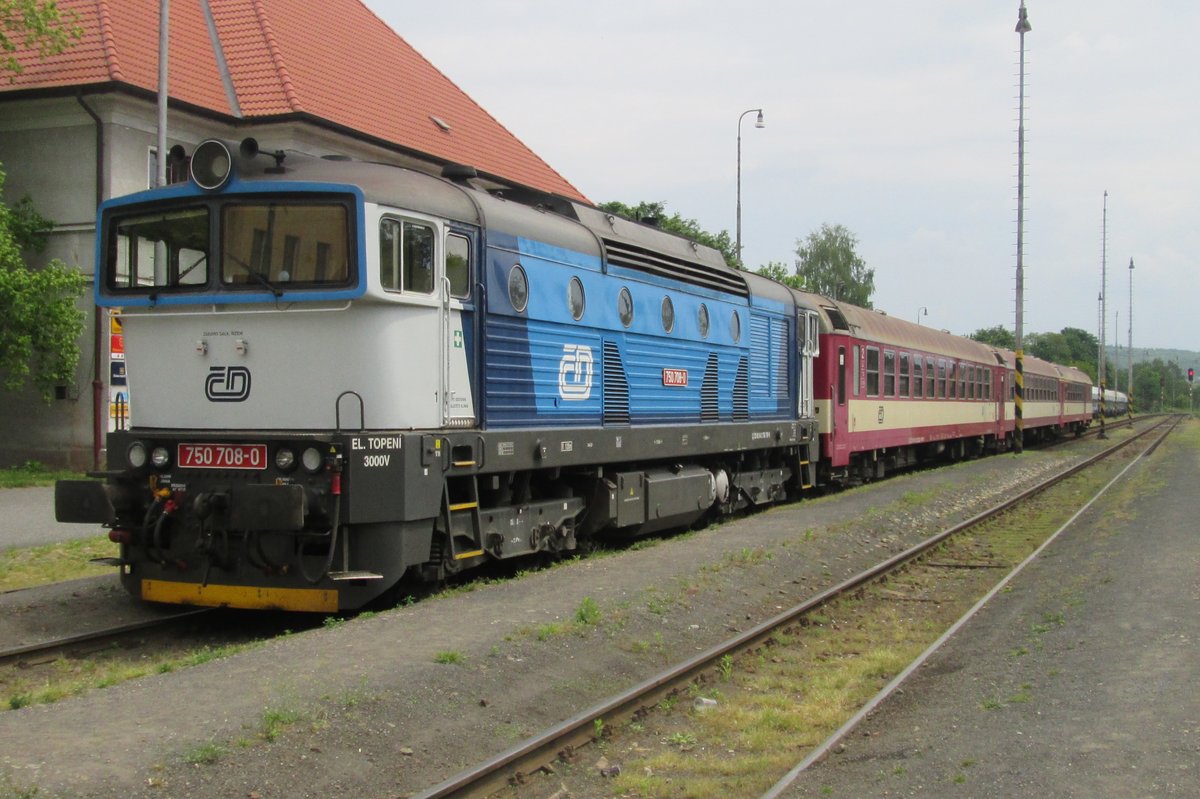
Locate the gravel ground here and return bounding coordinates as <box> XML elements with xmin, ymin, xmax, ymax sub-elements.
<box><xmin>775</xmin><ymin>421</ymin><xmax>1200</xmax><ymax>798</ymax></box>
<box><xmin>0</xmin><ymin>434</ymin><xmax>1126</xmax><ymax>799</ymax></box>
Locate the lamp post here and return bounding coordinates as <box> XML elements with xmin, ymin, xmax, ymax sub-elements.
<box><xmin>1099</xmin><ymin>191</ymin><xmax>1108</xmax><ymax>391</ymax></box>
<box><xmin>736</xmin><ymin>108</ymin><xmax>765</xmax><ymax>266</ymax></box>
<box><xmin>1013</xmin><ymin>1</ymin><xmax>1031</xmax><ymax>453</ymax></box>
<box><xmin>916</xmin><ymin>306</ymin><xmax>928</xmax><ymax>325</ymax></box>
<box><xmin>1127</xmin><ymin>258</ymin><xmax>1134</xmax><ymax>414</ymax></box>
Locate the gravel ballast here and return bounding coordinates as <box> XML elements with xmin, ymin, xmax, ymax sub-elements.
<box><xmin>0</xmin><ymin>435</ymin><xmax>1133</xmax><ymax>798</ymax></box>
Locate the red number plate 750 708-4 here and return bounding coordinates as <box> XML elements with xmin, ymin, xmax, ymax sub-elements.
<box><xmin>178</xmin><ymin>443</ymin><xmax>267</xmax><ymax>470</ymax></box>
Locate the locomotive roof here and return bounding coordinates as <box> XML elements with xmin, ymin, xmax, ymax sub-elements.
<box><xmin>229</xmin><ymin>152</ymin><xmax>824</xmax><ymax>306</ymax></box>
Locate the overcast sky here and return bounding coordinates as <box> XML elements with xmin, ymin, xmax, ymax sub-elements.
<box><xmin>371</xmin><ymin>1</ymin><xmax>1197</xmax><ymax>352</ymax></box>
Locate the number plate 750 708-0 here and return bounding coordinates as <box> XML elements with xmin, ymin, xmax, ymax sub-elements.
<box><xmin>178</xmin><ymin>443</ymin><xmax>267</xmax><ymax>470</ymax></box>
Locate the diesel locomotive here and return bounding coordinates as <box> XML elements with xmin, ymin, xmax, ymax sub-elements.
<box><xmin>55</xmin><ymin>139</ymin><xmax>822</xmax><ymax>612</ymax></box>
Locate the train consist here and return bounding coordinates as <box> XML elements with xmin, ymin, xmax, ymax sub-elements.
<box><xmin>1092</xmin><ymin>386</ymin><xmax>1130</xmax><ymax>417</ymax></box>
<box><xmin>56</xmin><ymin>139</ymin><xmax>1092</xmax><ymax>612</ymax></box>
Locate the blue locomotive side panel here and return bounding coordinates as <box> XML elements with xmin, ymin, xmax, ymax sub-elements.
<box><xmin>749</xmin><ymin>311</ymin><xmax>795</xmax><ymax>419</ymax></box>
<box><xmin>481</xmin><ymin>230</ymin><xmax>782</xmax><ymax>429</ymax></box>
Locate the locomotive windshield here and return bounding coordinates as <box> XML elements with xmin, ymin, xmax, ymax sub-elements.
<box><xmin>105</xmin><ymin>197</ymin><xmax>353</xmax><ymax>296</ymax></box>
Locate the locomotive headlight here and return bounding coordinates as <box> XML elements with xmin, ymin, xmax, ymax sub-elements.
<box><xmin>301</xmin><ymin>447</ymin><xmax>324</xmax><ymax>473</ymax></box>
<box><xmin>189</xmin><ymin>140</ymin><xmax>234</xmax><ymax>190</ymax></box>
<box><xmin>151</xmin><ymin>446</ymin><xmax>171</xmax><ymax>468</ymax></box>
<box><xmin>275</xmin><ymin>448</ymin><xmax>296</xmax><ymax>471</ymax></box>
<box><xmin>127</xmin><ymin>442</ymin><xmax>148</xmax><ymax>469</ymax></box>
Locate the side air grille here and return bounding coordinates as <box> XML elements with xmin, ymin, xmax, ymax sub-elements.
<box><xmin>603</xmin><ymin>341</ymin><xmax>630</xmax><ymax>425</ymax></box>
<box><xmin>701</xmin><ymin>354</ymin><xmax>719</xmax><ymax>422</ymax></box>
<box><xmin>602</xmin><ymin>239</ymin><xmax>749</xmax><ymax>297</ymax></box>
<box><xmin>732</xmin><ymin>357</ymin><xmax>749</xmax><ymax>421</ymax></box>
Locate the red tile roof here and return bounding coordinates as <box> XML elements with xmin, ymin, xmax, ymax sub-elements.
<box><xmin>2</xmin><ymin>0</ymin><xmax>585</xmax><ymax>201</ymax></box>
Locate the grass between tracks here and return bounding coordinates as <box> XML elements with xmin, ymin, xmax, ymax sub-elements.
<box><xmin>0</xmin><ymin>535</ymin><xmax>115</xmax><ymax>591</ymax></box>
<box><xmin>503</xmin><ymin>438</ymin><xmax>1150</xmax><ymax>799</ymax></box>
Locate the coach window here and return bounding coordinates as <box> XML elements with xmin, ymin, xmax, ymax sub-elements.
<box><xmin>379</xmin><ymin>218</ymin><xmax>435</xmax><ymax>294</ymax></box>
<box><xmin>838</xmin><ymin>346</ymin><xmax>847</xmax><ymax>405</ymax></box>
<box><xmin>883</xmin><ymin>349</ymin><xmax>896</xmax><ymax>396</ymax></box>
<box><xmin>913</xmin><ymin>355</ymin><xmax>923</xmax><ymax>399</ymax></box>
<box><xmin>446</xmin><ymin>234</ymin><xmax>470</xmax><ymax>298</ymax></box>
<box><xmin>937</xmin><ymin>359</ymin><xmax>947</xmax><ymax>398</ymax></box>
<box><xmin>853</xmin><ymin>345</ymin><xmax>861</xmax><ymax>396</ymax></box>
<box><xmin>948</xmin><ymin>362</ymin><xmax>957</xmax><ymax>399</ymax></box>
<box><xmin>899</xmin><ymin>352</ymin><xmax>911</xmax><ymax>397</ymax></box>
<box><xmin>866</xmin><ymin>347</ymin><xmax>881</xmax><ymax>396</ymax></box>
<box><xmin>925</xmin><ymin>356</ymin><xmax>935</xmax><ymax>398</ymax></box>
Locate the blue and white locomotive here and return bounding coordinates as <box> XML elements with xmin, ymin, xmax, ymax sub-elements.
<box><xmin>56</xmin><ymin>139</ymin><xmax>820</xmax><ymax>611</ymax></box>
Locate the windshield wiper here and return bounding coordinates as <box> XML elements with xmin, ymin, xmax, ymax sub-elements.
<box><xmin>226</xmin><ymin>253</ymin><xmax>283</xmax><ymax>297</ymax></box>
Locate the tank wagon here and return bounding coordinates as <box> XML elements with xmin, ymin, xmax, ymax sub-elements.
<box><xmin>55</xmin><ymin>139</ymin><xmax>821</xmax><ymax>611</ymax></box>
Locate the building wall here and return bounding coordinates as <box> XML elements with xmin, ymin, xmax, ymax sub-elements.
<box><xmin>0</xmin><ymin>90</ymin><xmax>448</xmax><ymax>468</ymax></box>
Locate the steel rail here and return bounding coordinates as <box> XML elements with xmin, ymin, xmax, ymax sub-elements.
<box><xmin>410</xmin><ymin>415</ymin><xmax>1176</xmax><ymax>799</ymax></box>
<box><xmin>0</xmin><ymin>607</ymin><xmax>213</xmax><ymax>667</ymax></box>
<box><xmin>762</xmin><ymin>413</ymin><xmax>1182</xmax><ymax>798</ymax></box>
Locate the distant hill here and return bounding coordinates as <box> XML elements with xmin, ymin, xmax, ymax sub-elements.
<box><xmin>1106</xmin><ymin>346</ymin><xmax>1200</xmax><ymax>370</ymax></box>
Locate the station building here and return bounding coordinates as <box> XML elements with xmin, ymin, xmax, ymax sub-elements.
<box><xmin>0</xmin><ymin>0</ymin><xmax>584</xmax><ymax>468</ymax></box>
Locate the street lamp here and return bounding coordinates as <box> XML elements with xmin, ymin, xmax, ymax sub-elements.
<box><xmin>916</xmin><ymin>306</ymin><xmax>928</xmax><ymax>325</ymax></box>
<box><xmin>1127</xmin><ymin>258</ymin><xmax>1134</xmax><ymax>413</ymax></box>
<box><xmin>736</xmin><ymin>108</ymin><xmax>765</xmax><ymax>266</ymax></box>
<box><xmin>1013</xmin><ymin>1</ymin><xmax>1031</xmax><ymax>453</ymax></box>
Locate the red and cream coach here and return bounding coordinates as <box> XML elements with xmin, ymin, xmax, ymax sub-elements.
<box><xmin>800</xmin><ymin>295</ymin><xmax>1092</xmax><ymax>485</ymax></box>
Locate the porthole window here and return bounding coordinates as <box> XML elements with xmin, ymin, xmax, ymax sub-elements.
<box><xmin>568</xmin><ymin>276</ymin><xmax>586</xmax><ymax>320</ymax></box>
<box><xmin>661</xmin><ymin>296</ymin><xmax>675</xmax><ymax>333</ymax></box>
<box><xmin>618</xmin><ymin>287</ymin><xmax>633</xmax><ymax>328</ymax></box>
<box><xmin>507</xmin><ymin>264</ymin><xmax>528</xmax><ymax>313</ymax></box>
<box><xmin>731</xmin><ymin>310</ymin><xmax>742</xmax><ymax>343</ymax></box>
<box><xmin>698</xmin><ymin>303</ymin><xmax>710</xmax><ymax>338</ymax></box>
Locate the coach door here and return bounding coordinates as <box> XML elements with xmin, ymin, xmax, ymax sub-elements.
<box><xmin>442</xmin><ymin>228</ymin><xmax>478</xmax><ymax>428</ymax></box>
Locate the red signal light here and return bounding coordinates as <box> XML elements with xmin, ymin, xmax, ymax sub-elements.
<box><xmin>1189</xmin><ymin>368</ymin><xmax>1195</xmax><ymax>384</ymax></box>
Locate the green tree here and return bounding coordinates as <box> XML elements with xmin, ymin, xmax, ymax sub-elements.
<box><xmin>794</xmin><ymin>223</ymin><xmax>874</xmax><ymax>307</ymax></box>
<box><xmin>599</xmin><ymin>201</ymin><xmax>737</xmax><ymax>268</ymax></box>
<box><xmin>970</xmin><ymin>325</ymin><xmax>1015</xmax><ymax>349</ymax></box>
<box><xmin>1</xmin><ymin>0</ymin><xmax>86</xmax><ymax>400</ymax></box>
<box><xmin>755</xmin><ymin>260</ymin><xmax>805</xmax><ymax>290</ymax></box>
<box><xmin>0</xmin><ymin>166</ymin><xmax>87</xmax><ymax>401</ymax></box>
<box><xmin>2</xmin><ymin>0</ymin><xmax>81</xmax><ymax>75</ymax></box>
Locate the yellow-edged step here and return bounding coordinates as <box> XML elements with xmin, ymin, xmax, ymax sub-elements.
<box><xmin>141</xmin><ymin>579</ymin><xmax>338</xmax><ymax>612</ymax></box>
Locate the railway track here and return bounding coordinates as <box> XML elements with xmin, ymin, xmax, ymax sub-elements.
<box><xmin>0</xmin><ymin>607</ymin><xmax>214</xmax><ymax>669</ymax></box>
<box><xmin>411</xmin><ymin>414</ymin><xmax>1180</xmax><ymax>799</ymax></box>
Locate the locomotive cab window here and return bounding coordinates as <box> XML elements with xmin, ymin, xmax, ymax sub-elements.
<box><xmin>223</xmin><ymin>202</ymin><xmax>350</xmax><ymax>287</ymax></box>
<box><xmin>446</xmin><ymin>233</ymin><xmax>471</xmax><ymax>298</ymax></box>
<box><xmin>109</xmin><ymin>207</ymin><xmax>211</xmax><ymax>290</ymax></box>
<box><xmin>380</xmin><ymin>218</ymin><xmax>435</xmax><ymax>294</ymax></box>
